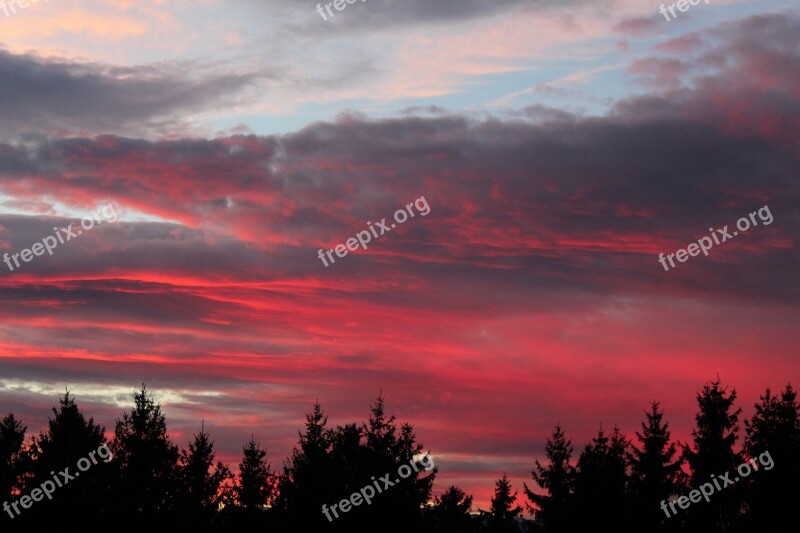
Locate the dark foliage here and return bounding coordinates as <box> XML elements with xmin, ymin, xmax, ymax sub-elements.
<box><xmin>629</xmin><ymin>401</ymin><xmax>685</xmax><ymax>532</ymax></box>
<box><xmin>0</xmin><ymin>378</ymin><xmax>797</xmax><ymax>532</ymax></box>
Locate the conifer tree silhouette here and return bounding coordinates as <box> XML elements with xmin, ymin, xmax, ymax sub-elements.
<box><xmin>26</xmin><ymin>391</ymin><xmax>108</xmax><ymax>521</ymax></box>
<box><xmin>177</xmin><ymin>421</ymin><xmax>233</xmax><ymax>525</ymax></box>
<box><xmin>743</xmin><ymin>384</ymin><xmax>800</xmax><ymax>532</ymax></box>
<box><xmin>274</xmin><ymin>395</ymin><xmax>435</xmax><ymax>531</ymax></box>
<box><xmin>683</xmin><ymin>378</ymin><xmax>742</xmax><ymax>531</ymax></box>
<box><xmin>629</xmin><ymin>401</ymin><xmax>684</xmax><ymax>532</ymax></box>
<box><xmin>0</xmin><ymin>412</ymin><xmax>25</xmax><ymax>504</ymax></box>
<box><xmin>236</xmin><ymin>436</ymin><xmax>273</xmax><ymax>510</ymax></box>
<box><xmin>424</xmin><ymin>485</ymin><xmax>475</xmax><ymax>532</ymax></box>
<box><xmin>357</xmin><ymin>394</ymin><xmax>436</xmax><ymax>528</ymax></box>
<box><xmin>273</xmin><ymin>401</ymin><xmax>336</xmax><ymax>529</ymax></box>
<box><xmin>109</xmin><ymin>384</ymin><xmax>179</xmax><ymax>520</ymax></box>
<box><xmin>486</xmin><ymin>473</ymin><xmax>522</xmax><ymax>533</ymax></box>
<box><xmin>524</xmin><ymin>424</ymin><xmax>575</xmax><ymax>532</ymax></box>
<box><xmin>5</xmin><ymin>379</ymin><xmax>797</xmax><ymax>529</ymax></box>
<box><xmin>572</xmin><ymin>427</ymin><xmax>632</xmax><ymax>532</ymax></box>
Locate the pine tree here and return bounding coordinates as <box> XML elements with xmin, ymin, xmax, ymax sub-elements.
<box><xmin>272</xmin><ymin>401</ymin><xmax>335</xmax><ymax>529</ymax></box>
<box><xmin>365</xmin><ymin>394</ymin><xmax>398</xmax><ymax>456</ymax></box>
<box><xmin>27</xmin><ymin>392</ymin><xmax>108</xmax><ymax>520</ymax></box>
<box><xmin>110</xmin><ymin>384</ymin><xmax>179</xmax><ymax>519</ymax></box>
<box><xmin>609</xmin><ymin>426</ymin><xmax>630</xmax><ymax>482</ymax></box>
<box><xmin>275</xmin><ymin>396</ymin><xmax>436</xmax><ymax>530</ymax></box>
<box><xmin>426</xmin><ymin>485</ymin><xmax>474</xmax><ymax>532</ymax></box>
<box><xmin>683</xmin><ymin>378</ymin><xmax>742</xmax><ymax>531</ymax></box>
<box><xmin>236</xmin><ymin>436</ymin><xmax>273</xmax><ymax>509</ymax></box>
<box><xmin>0</xmin><ymin>413</ymin><xmax>25</xmax><ymax>503</ymax></box>
<box><xmin>743</xmin><ymin>384</ymin><xmax>800</xmax><ymax>531</ymax></box>
<box><xmin>328</xmin><ymin>421</ymin><xmax>364</xmax><ymax>496</ymax></box>
<box><xmin>355</xmin><ymin>394</ymin><xmax>436</xmax><ymax>528</ymax></box>
<box><xmin>629</xmin><ymin>401</ymin><xmax>684</xmax><ymax>531</ymax></box>
<box><xmin>572</xmin><ymin>427</ymin><xmax>632</xmax><ymax>532</ymax></box>
<box><xmin>487</xmin><ymin>474</ymin><xmax>522</xmax><ymax>533</ymax></box>
<box><xmin>177</xmin><ymin>422</ymin><xmax>233</xmax><ymax>521</ymax></box>
<box><xmin>524</xmin><ymin>424</ymin><xmax>575</xmax><ymax>532</ymax></box>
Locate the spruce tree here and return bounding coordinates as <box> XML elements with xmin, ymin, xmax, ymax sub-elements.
<box><xmin>0</xmin><ymin>413</ymin><xmax>25</xmax><ymax>503</ymax></box>
<box><xmin>572</xmin><ymin>427</ymin><xmax>632</xmax><ymax>532</ymax></box>
<box><xmin>629</xmin><ymin>401</ymin><xmax>684</xmax><ymax>531</ymax></box>
<box><xmin>743</xmin><ymin>384</ymin><xmax>800</xmax><ymax>531</ymax></box>
<box><xmin>487</xmin><ymin>474</ymin><xmax>522</xmax><ymax>532</ymax></box>
<box><xmin>426</xmin><ymin>485</ymin><xmax>474</xmax><ymax>532</ymax></box>
<box><xmin>27</xmin><ymin>392</ymin><xmax>108</xmax><ymax>520</ymax></box>
<box><xmin>110</xmin><ymin>384</ymin><xmax>179</xmax><ymax>519</ymax></box>
<box><xmin>328</xmin><ymin>421</ymin><xmax>364</xmax><ymax>502</ymax></box>
<box><xmin>272</xmin><ymin>401</ymin><xmax>335</xmax><ymax>529</ymax></box>
<box><xmin>236</xmin><ymin>436</ymin><xmax>273</xmax><ymax>510</ymax></box>
<box><xmin>683</xmin><ymin>378</ymin><xmax>742</xmax><ymax>531</ymax></box>
<box><xmin>524</xmin><ymin>424</ymin><xmax>575</xmax><ymax>532</ymax></box>
<box><xmin>275</xmin><ymin>396</ymin><xmax>436</xmax><ymax>531</ymax></box>
<box><xmin>354</xmin><ymin>395</ymin><xmax>436</xmax><ymax>529</ymax></box>
<box><xmin>177</xmin><ymin>422</ymin><xmax>233</xmax><ymax>521</ymax></box>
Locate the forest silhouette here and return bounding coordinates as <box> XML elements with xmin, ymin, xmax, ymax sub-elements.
<box><xmin>0</xmin><ymin>379</ymin><xmax>797</xmax><ymax>532</ymax></box>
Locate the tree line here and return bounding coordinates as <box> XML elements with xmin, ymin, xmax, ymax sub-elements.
<box><xmin>0</xmin><ymin>379</ymin><xmax>797</xmax><ymax>531</ymax></box>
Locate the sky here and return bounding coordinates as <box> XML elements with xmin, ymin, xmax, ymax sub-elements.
<box><xmin>0</xmin><ymin>0</ymin><xmax>798</xmax><ymax>510</ymax></box>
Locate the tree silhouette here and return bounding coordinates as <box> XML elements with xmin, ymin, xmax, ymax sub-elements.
<box><xmin>629</xmin><ymin>401</ymin><xmax>684</xmax><ymax>532</ymax></box>
<box><xmin>272</xmin><ymin>401</ymin><xmax>336</xmax><ymax>529</ymax></box>
<box><xmin>221</xmin><ymin>436</ymin><xmax>274</xmax><ymax>528</ymax></box>
<box><xmin>572</xmin><ymin>427</ymin><xmax>632</xmax><ymax>532</ymax></box>
<box><xmin>109</xmin><ymin>384</ymin><xmax>179</xmax><ymax>520</ymax></box>
<box><xmin>486</xmin><ymin>473</ymin><xmax>522</xmax><ymax>532</ymax></box>
<box><xmin>743</xmin><ymin>384</ymin><xmax>800</xmax><ymax>532</ymax></box>
<box><xmin>2</xmin><ymin>379</ymin><xmax>797</xmax><ymax>529</ymax></box>
<box><xmin>26</xmin><ymin>392</ymin><xmax>108</xmax><ymax>520</ymax></box>
<box><xmin>236</xmin><ymin>436</ymin><xmax>273</xmax><ymax>510</ymax></box>
<box><xmin>524</xmin><ymin>424</ymin><xmax>575</xmax><ymax>532</ymax></box>
<box><xmin>0</xmin><ymin>413</ymin><xmax>25</xmax><ymax>503</ymax></box>
<box><xmin>683</xmin><ymin>378</ymin><xmax>742</xmax><ymax>531</ymax></box>
<box><xmin>328</xmin><ymin>421</ymin><xmax>364</xmax><ymax>500</ymax></box>
<box><xmin>176</xmin><ymin>422</ymin><xmax>233</xmax><ymax>524</ymax></box>
<box><xmin>424</xmin><ymin>485</ymin><xmax>475</xmax><ymax>532</ymax></box>
<box><xmin>274</xmin><ymin>395</ymin><xmax>436</xmax><ymax>531</ymax></box>
<box><xmin>356</xmin><ymin>394</ymin><xmax>436</xmax><ymax>528</ymax></box>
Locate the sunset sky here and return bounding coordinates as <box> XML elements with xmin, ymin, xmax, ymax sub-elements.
<box><xmin>0</xmin><ymin>0</ymin><xmax>798</xmax><ymax>509</ymax></box>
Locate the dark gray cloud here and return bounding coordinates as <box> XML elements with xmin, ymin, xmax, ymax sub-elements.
<box><xmin>0</xmin><ymin>50</ymin><xmax>267</xmax><ymax>139</ymax></box>
<box><xmin>0</xmin><ymin>9</ymin><xmax>798</xmax><ymax>307</ymax></box>
<box><xmin>239</xmin><ymin>0</ymin><xmax>598</xmax><ymax>35</ymax></box>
